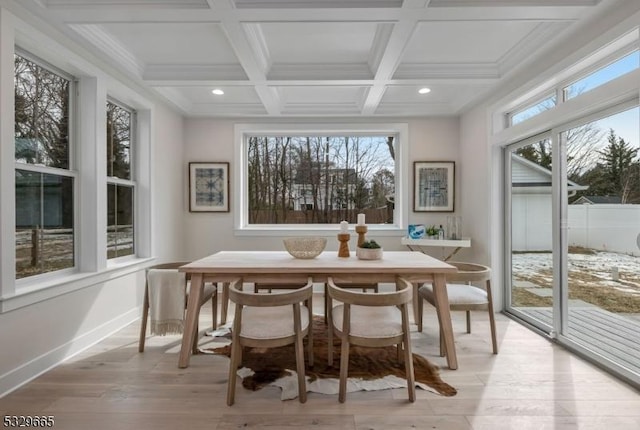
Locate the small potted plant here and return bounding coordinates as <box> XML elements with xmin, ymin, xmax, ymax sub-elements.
<box><xmin>425</xmin><ymin>225</ymin><xmax>439</xmax><ymax>239</ymax></box>
<box><xmin>357</xmin><ymin>239</ymin><xmax>383</xmax><ymax>260</ymax></box>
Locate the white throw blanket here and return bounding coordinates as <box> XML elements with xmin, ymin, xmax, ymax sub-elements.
<box><xmin>147</xmin><ymin>269</ymin><xmax>187</xmax><ymax>335</ymax></box>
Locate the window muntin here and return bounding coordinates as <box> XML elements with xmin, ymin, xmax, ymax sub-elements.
<box><xmin>564</xmin><ymin>50</ymin><xmax>640</xmax><ymax>101</ymax></box>
<box><xmin>106</xmin><ymin>100</ymin><xmax>135</xmax><ymax>259</ymax></box>
<box><xmin>510</xmin><ymin>94</ymin><xmax>557</xmax><ymax>126</ymax></box>
<box><xmin>14</xmin><ymin>54</ymin><xmax>75</xmax><ymax>279</ymax></box>
<box><xmin>246</xmin><ymin>135</ymin><xmax>396</xmax><ymax>225</ymax></box>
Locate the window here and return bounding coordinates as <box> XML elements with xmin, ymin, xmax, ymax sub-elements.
<box><xmin>14</xmin><ymin>53</ymin><xmax>75</xmax><ymax>279</ymax></box>
<box><xmin>564</xmin><ymin>50</ymin><xmax>640</xmax><ymax>100</ymax></box>
<box><xmin>509</xmin><ymin>94</ymin><xmax>557</xmax><ymax>126</ymax></box>
<box><xmin>106</xmin><ymin>100</ymin><xmax>135</xmax><ymax>259</ymax></box>
<box><xmin>245</xmin><ymin>135</ymin><xmax>396</xmax><ymax>225</ymax></box>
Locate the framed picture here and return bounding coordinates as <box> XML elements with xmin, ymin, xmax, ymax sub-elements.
<box><xmin>413</xmin><ymin>161</ymin><xmax>454</xmax><ymax>212</ymax></box>
<box><xmin>189</xmin><ymin>162</ymin><xmax>230</xmax><ymax>212</ymax></box>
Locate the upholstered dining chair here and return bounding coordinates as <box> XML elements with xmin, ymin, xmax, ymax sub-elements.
<box><xmin>226</xmin><ymin>277</ymin><xmax>314</xmax><ymax>406</ymax></box>
<box><xmin>323</xmin><ymin>282</ymin><xmax>378</xmax><ymax>324</ymax></box>
<box><xmin>138</xmin><ymin>262</ymin><xmax>217</xmax><ymax>353</ymax></box>
<box><xmin>417</xmin><ymin>261</ymin><xmax>498</xmax><ymax>356</ymax></box>
<box><xmin>255</xmin><ymin>281</ymin><xmax>378</xmax><ymax>324</ymax></box>
<box><xmin>326</xmin><ymin>277</ymin><xmax>415</xmax><ymax>403</ymax></box>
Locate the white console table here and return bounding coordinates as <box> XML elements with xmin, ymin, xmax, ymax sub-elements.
<box><xmin>401</xmin><ymin>237</ymin><xmax>471</xmax><ymax>261</ymax></box>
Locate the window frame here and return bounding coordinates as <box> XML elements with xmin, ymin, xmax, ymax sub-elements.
<box><xmin>106</xmin><ymin>97</ymin><xmax>136</xmax><ymax>261</ymax></box>
<box><xmin>561</xmin><ymin>46</ymin><xmax>639</xmax><ymax>103</ymax></box>
<box><xmin>234</xmin><ymin>123</ymin><xmax>409</xmax><ymax>236</ymax></box>
<box><xmin>14</xmin><ymin>50</ymin><xmax>78</xmax><ymax>284</ymax></box>
<box><xmin>1</xmin><ymin>31</ymin><xmax>153</xmax><ymax>312</ymax></box>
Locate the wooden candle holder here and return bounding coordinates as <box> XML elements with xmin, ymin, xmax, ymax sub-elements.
<box><xmin>355</xmin><ymin>225</ymin><xmax>368</xmax><ymax>247</ymax></box>
<box><xmin>337</xmin><ymin>233</ymin><xmax>351</xmax><ymax>258</ymax></box>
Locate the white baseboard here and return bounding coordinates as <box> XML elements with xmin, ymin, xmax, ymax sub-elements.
<box><xmin>0</xmin><ymin>307</ymin><xmax>140</xmax><ymax>397</ymax></box>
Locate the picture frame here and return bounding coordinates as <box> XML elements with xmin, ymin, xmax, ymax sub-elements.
<box><xmin>189</xmin><ymin>162</ymin><xmax>230</xmax><ymax>212</ymax></box>
<box><xmin>413</xmin><ymin>161</ymin><xmax>455</xmax><ymax>212</ymax></box>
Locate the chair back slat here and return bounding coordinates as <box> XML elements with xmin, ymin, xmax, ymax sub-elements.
<box><xmin>327</xmin><ymin>277</ymin><xmax>412</xmax><ymax>306</ymax></box>
<box><xmin>445</xmin><ymin>262</ymin><xmax>491</xmax><ymax>283</ymax></box>
<box><xmin>229</xmin><ymin>277</ymin><xmax>313</xmax><ymax>307</ymax></box>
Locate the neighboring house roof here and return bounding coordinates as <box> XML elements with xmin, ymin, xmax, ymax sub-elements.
<box><xmin>572</xmin><ymin>195</ymin><xmax>622</xmax><ymax>204</ymax></box>
<box><xmin>511</xmin><ymin>153</ymin><xmax>588</xmax><ymax>193</ymax></box>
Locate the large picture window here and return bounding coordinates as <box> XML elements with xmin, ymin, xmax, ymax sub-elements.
<box><xmin>106</xmin><ymin>100</ymin><xmax>135</xmax><ymax>259</ymax></box>
<box><xmin>14</xmin><ymin>53</ymin><xmax>75</xmax><ymax>279</ymax></box>
<box><xmin>245</xmin><ymin>135</ymin><xmax>396</xmax><ymax>225</ymax></box>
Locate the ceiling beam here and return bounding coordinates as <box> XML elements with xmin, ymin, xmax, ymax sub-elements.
<box><xmin>214</xmin><ymin>0</ymin><xmax>281</xmax><ymax>115</ymax></box>
<box><xmin>45</xmin><ymin>5</ymin><xmax>587</xmax><ymax>24</ymax></box>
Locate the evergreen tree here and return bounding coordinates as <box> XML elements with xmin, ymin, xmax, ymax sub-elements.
<box><xmin>598</xmin><ymin>129</ymin><xmax>639</xmax><ymax>203</ymax></box>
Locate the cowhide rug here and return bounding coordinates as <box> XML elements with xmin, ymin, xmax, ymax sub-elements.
<box><xmin>206</xmin><ymin>316</ymin><xmax>457</xmax><ymax>399</ymax></box>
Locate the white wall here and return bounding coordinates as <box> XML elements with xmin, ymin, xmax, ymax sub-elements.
<box><xmin>0</xmin><ymin>3</ymin><xmax>186</xmax><ymax>395</ymax></box>
<box><xmin>0</xmin><ymin>101</ymin><xmax>185</xmax><ymax>396</ymax></box>
<box><xmin>181</xmin><ymin>117</ymin><xmax>461</xmax><ymax>260</ymax></box>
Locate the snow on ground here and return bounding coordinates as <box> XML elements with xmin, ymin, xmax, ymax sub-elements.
<box><xmin>512</xmin><ymin>250</ymin><xmax>640</xmax><ymax>293</ymax></box>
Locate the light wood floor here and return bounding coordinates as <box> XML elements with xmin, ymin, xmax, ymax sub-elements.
<box><xmin>524</xmin><ymin>307</ymin><xmax>640</xmax><ymax>377</ymax></box>
<box><xmin>1</xmin><ymin>295</ymin><xmax>640</xmax><ymax>430</ymax></box>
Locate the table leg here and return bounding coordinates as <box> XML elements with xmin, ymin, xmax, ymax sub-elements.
<box><xmin>179</xmin><ymin>273</ymin><xmax>204</xmax><ymax>368</ymax></box>
<box><xmin>412</xmin><ymin>282</ymin><xmax>419</xmax><ymax>323</ymax></box>
<box><xmin>220</xmin><ymin>282</ymin><xmax>229</xmax><ymax>325</ymax></box>
<box><xmin>431</xmin><ymin>273</ymin><xmax>458</xmax><ymax>370</ymax></box>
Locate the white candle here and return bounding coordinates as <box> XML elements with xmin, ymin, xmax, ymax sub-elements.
<box><xmin>357</xmin><ymin>213</ymin><xmax>365</xmax><ymax>226</ymax></box>
<box><xmin>340</xmin><ymin>220</ymin><xmax>349</xmax><ymax>233</ymax></box>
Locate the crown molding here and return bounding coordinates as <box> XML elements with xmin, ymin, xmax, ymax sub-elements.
<box><xmin>152</xmin><ymin>87</ymin><xmax>194</xmax><ymax>113</ymax></box>
<box><xmin>232</xmin><ymin>0</ymin><xmax>403</xmax><ymax>8</ymax></box>
<box><xmin>497</xmin><ymin>21</ymin><xmax>569</xmax><ymax>77</ymax></box>
<box><xmin>45</xmin><ymin>0</ymin><xmax>210</xmax><ymax>9</ymax></box>
<box><xmin>69</xmin><ymin>24</ymin><xmax>145</xmax><ymax>77</ymax></box>
<box><xmin>268</xmin><ymin>63</ymin><xmax>374</xmax><ymax>80</ymax></box>
<box><xmin>280</xmin><ymin>102</ymin><xmax>363</xmax><ymax>116</ymax></box>
<box><xmin>394</xmin><ymin>62</ymin><xmax>500</xmax><ymax>80</ymax></box>
<box><xmin>374</xmin><ymin>101</ymin><xmax>453</xmax><ymax>115</ymax></box>
<box><xmin>143</xmin><ymin>64</ymin><xmax>248</xmax><ymax>81</ymax></box>
<box><xmin>190</xmin><ymin>102</ymin><xmax>268</xmax><ymax>116</ymax></box>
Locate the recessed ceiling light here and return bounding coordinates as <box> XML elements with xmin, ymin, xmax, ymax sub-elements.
<box><xmin>418</xmin><ymin>87</ymin><xmax>431</xmax><ymax>94</ymax></box>
<box><xmin>211</xmin><ymin>89</ymin><xmax>224</xmax><ymax>95</ymax></box>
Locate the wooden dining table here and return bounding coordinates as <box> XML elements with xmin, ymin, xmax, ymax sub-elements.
<box><xmin>177</xmin><ymin>250</ymin><xmax>459</xmax><ymax>369</ymax></box>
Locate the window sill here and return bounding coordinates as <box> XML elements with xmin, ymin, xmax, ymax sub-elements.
<box><xmin>0</xmin><ymin>257</ymin><xmax>155</xmax><ymax>313</ymax></box>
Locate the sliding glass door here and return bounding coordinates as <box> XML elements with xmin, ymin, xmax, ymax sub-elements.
<box><xmin>506</xmin><ymin>134</ymin><xmax>555</xmax><ymax>333</ymax></box>
<box><xmin>559</xmin><ymin>106</ymin><xmax>640</xmax><ymax>378</ymax></box>
<box><xmin>505</xmin><ymin>105</ymin><xmax>640</xmax><ymax>383</ymax></box>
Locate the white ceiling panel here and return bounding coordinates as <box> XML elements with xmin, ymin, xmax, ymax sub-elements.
<box><xmin>101</xmin><ymin>23</ymin><xmax>239</xmax><ymax>65</ymax></box>
<box><xmin>170</xmin><ymin>86</ymin><xmax>262</xmax><ymax>104</ymax></box>
<box><xmin>402</xmin><ymin>21</ymin><xmax>540</xmax><ymax>64</ymax></box>
<box><xmin>260</xmin><ymin>22</ymin><xmax>378</xmax><ymax>64</ymax></box>
<box><xmin>22</xmin><ymin>0</ymin><xmax>615</xmax><ymax>117</ymax></box>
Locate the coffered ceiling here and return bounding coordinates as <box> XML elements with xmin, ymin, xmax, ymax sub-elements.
<box><xmin>21</xmin><ymin>0</ymin><xmax>606</xmax><ymax>117</ymax></box>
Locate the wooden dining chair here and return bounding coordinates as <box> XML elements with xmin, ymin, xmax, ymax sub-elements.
<box><xmin>417</xmin><ymin>261</ymin><xmax>498</xmax><ymax>355</ymax></box>
<box><xmin>323</xmin><ymin>282</ymin><xmax>378</xmax><ymax>324</ymax></box>
<box><xmin>138</xmin><ymin>262</ymin><xmax>217</xmax><ymax>353</ymax></box>
<box><xmin>226</xmin><ymin>277</ymin><xmax>314</xmax><ymax>406</ymax></box>
<box><xmin>326</xmin><ymin>277</ymin><xmax>415</xmax><ymax>403</ymax></box>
